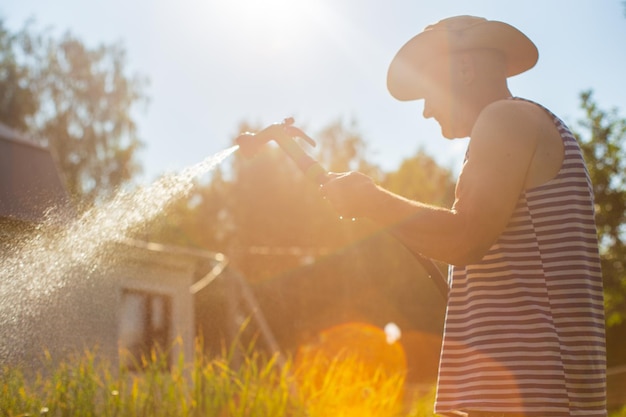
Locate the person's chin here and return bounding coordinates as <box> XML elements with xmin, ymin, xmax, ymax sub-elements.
<box><xmin>440</xmin><ymin>126</ymin><xmax>456</xmax><ymax>140</ymax></box>
<box><xmin>440</xmin><ymin>124</ymin><xmax>468</xmax><ymax>140</ymax></box>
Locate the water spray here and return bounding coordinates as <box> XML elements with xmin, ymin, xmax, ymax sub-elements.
<box><xmin>235</xmin><ymin>118</ymin><xmax>449</xmax><ymax>299</ymax></box>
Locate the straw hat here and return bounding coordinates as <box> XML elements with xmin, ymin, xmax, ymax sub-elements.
<box><xmin>387</xmin><ymin>15</ymin><xmax>538</xmax><ymax>101</ymax></box>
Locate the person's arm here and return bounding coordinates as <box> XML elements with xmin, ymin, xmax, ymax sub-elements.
<box><xmin>321</xmin><ymin>100</ymin><xmax>542</xmax><ymax>265</ymax></box>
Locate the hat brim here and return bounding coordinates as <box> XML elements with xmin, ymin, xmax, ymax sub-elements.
<box><xmin>387</xmin><ymin>20</ymin><xmax>538</xmax><ymax>101</ymax></box>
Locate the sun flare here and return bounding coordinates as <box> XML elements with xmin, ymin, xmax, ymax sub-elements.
<box><xmin>214</xmin><ymin>0</ymin><xmax>327</xmax><ymax>51</ymax></box>
<box><xmin>294</xmin><ymin>322</ymin><xmax>407</xmax><ymax>415</ymax></box>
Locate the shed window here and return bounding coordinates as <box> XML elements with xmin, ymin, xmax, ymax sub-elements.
<box><xmin>119</xmin><ymin>289</ymin><xmax>172</xmax><ymax>369</ymax></box>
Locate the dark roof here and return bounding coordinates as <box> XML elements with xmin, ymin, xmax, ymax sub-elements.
<box><xmin>0</xmin><ymin>123</ymin><xmax>72</xmax><ymax>222</ymax></box>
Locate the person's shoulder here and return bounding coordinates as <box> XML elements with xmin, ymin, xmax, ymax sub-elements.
<box><xmin>479</xmin><ymin>98</ymin><xmax>544</xmax><ymax>123</ymax></box>
<box><xmin>472</xmin><ymin>98</ymin><xmax>544</xmax><ymax>143</ymax></box>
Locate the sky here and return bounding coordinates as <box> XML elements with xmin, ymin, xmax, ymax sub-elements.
<box><xmin>2</xmin><ymin>0</ymin><xmax>626</xmax><ymax>183</ymax></box>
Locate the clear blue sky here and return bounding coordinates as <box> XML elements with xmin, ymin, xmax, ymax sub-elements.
<box><xmin>2</xmin><ymin>0</ymin><xmax>626</xmax><ymax>182</ymax></box>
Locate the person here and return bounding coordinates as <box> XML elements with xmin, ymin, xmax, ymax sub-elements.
<box><xmin>314</xmin><ymin>15</ymin><xmax>606</xmax><ymax>417</ymax></box>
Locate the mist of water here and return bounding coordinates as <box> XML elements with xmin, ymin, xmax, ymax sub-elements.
<box><xmin>0</xmin><ymin>146</ymin><xmax>238</xmax><ymax>363</ymax></box>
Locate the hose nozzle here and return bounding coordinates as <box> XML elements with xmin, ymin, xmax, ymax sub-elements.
<box><xmin>235</xmin><ymin>117</ymin><xmax>329</xmax><ymax>185</ymax></box>
<box><xmin>235</xmin><ymin>117</ymin><xmax>316</xmax><ymax>158</ymax></box>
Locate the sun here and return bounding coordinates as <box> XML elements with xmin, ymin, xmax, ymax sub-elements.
<box><xmin>213</xmin><ymin>0</ymin><xmax>327</xmax><ymax>51</ymax></box>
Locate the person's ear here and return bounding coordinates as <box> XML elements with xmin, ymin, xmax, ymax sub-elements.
<box><xmin>457</xmin><ymin>52</ymin><xmax>475</xmax><ymax>84</ymax></box>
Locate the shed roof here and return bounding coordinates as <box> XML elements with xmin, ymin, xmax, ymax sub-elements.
<box><xmin>0</xmin><ymin>123</ymin><xmax>72</xmax><ymax>222</ymax></box>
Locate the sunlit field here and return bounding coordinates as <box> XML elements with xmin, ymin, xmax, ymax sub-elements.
<box><xmin>0</xmin><ymin>337</ymin><xmax>437</xmax><ymax>417</ymax></box>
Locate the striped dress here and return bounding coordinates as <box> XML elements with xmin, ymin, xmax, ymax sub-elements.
<box><xmin>434</xmin><ymin>99</ymin><xmax>606</xmax><ymax>417</ymax></box>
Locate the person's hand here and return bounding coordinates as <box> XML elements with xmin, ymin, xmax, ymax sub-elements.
<box><xmin>235</xmin><ymin>117</ymin><xmax>316</xmax><ymax>158</ymax></box>
<box><xmin>320</xmin><ymin>171</ymin><xmax>378</xmax><ymax>220</ymax></box>
<box><xmin>257</xmin><ymin>117</ymin><xmax>316</xmax><ymax>147</ymax></box>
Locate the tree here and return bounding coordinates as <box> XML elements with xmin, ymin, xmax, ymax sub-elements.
<box><xmin>313</xmin><ymin>118</ymin><xmax>381</xmax><ymax>178</ymax></box>
<box><xmin>573</xmin><ymin>90</ymin><xmax>626</xmax><ymax>326</ymax></box>
<box><xmin>382</xmin><ymin>148</ymin><xmax>455</xmax><ymax>207</ymax></box>
<box><xmin>0</xmin><ymin>18</ymin><xmax>148</xmax><ymax>205</ymax></box>
<box><xmin>0</xmin><ymin>21</ymin><xmax>37</xmax><ymax>131</ymax></box>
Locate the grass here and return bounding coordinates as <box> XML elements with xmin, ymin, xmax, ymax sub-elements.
<box><xmin>4</xmin><ymin>340</ymin><xmax>622</xmax><ymax>417</ymax></box>
<box><xmin>0</xmin><ymin>337</ymin><xmax>436</xmax><ymax>417</ymax></box>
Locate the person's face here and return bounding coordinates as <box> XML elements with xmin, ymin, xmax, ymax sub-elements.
<box><xmin>420</xmin><ymin>54</ymin><xmax>472</xmax><ymax>139</ymax></box>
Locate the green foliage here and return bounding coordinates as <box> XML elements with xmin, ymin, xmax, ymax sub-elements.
<box><xmin>405</xmin><ymin>386</ymin><xmax>437</xmax><ymax>417</ymax></box>
<box><xmin>0</xmin><ymin>18</ymin><xmax>148</xmax><ymax>205</ymax></box>
<box><xmin>313</xmin><ymin>118</ymin><xmax>382</xmax><ymax>178</ymax></box>
<box><xmin>611</xmin><ymin>405</ymin><xmax>626</xmax><ymax>417</ymax></box>
<box><xmin>573</xmin><ymin>90</ymin><xmax>626</xmax><ymax>326</ymax></box>
<box><xmin>382</xmin><ymin>148</ymin><xmax>455</xmax><ymax>207</ymax></box>
<box><xmin>0</xmin><ymin>21</ymin><xmax>37</xmax><ymax>131</ymax></box>
<box><xmin>0</xmin><ymin>340</ymin><xmax>435</xmax><ymax>417</ymax></box>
